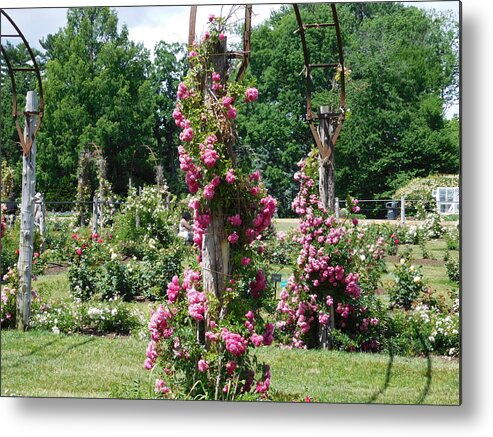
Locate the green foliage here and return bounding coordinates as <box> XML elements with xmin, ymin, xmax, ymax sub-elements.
<box><xmin>36</xmin><ymin>7</ymin><xmax>156</xmax><ymax>201</ymax></box>
<box><xmin>386</xmin><ymin>297</ymin><xmax>459</xmax><ymax>357</ymax></box>
<box><xmin>31</xmin><ymin>297</ymin><xmax>143</xmax><ymax>335</ymax></box>
<box><xmin>0</xmin><ymin>222</ymin><xmax>19</xmax><ymax>277</ymax></box>
<box><xmin>0</xmin><ymin>161</ymin><xmax>15</xmax><ymax>200</ymax></box>
<box><xmin>444</xmin><ymin>227</ymin><xmax>460</xmax><ymax>251</ymax></box>
<box><xmin>112</xmin><ymin>185</ymin><xmax>180</xmax><ymax>258</ymax></box>
<box><xmin>262</xmin><ymin>230</ymin><xmax>300</xmax><ymax>266</ymax></box>
<box><xmin>388</xmin><ymin>259</ymin><xmax>427</xmax><ymax>310</ymax></box>
<box><xmin>445</xmin><ymin>257</ymin><xmax>460</xmax><ymax>284</ymax></box>
<box><xmin>241</xmin><ymin>4</ymin><xmax>458</xmax><ymax>215</ymax></box>
<box><xmin>125</xmin><ymin>248</ymin><xmax>185</xmax><ymax>301</ymax></box>
<box><xmin>394</xmin><ymin>174</ymin><xmax>459</xmax><ymax>212</ymax></box>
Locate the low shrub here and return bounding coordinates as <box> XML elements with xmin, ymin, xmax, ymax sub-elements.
<box><xmin>262</xmin><ymin>230</ymin><xmax>300</xmax><ymax>266</ymax></box>
<box><xmin>445</xmin><ymin>257</ymin><xmax>460</xmax><ymax>284</ymax></box>
<box><xmin>1</xmin><ymin>266</ymin><xmax>41</xmax><ymax>328</ymax></box>
<box><xmin>444</xmin><ymin>227</ymin><xmax>460</xmax><ymax>251</ymax></box>
<box><xmin>31</xmin><ymin>298</ymin><xmax>144</xmax><ymax>335</ymax></box>
<box><xmin>112</xmin><ymin>186</ymin><xmax>179</xmax><ymax>259</ymax></box>
<box><xmin>385</xmin><ymin>299</ymin><xmax>459</xmax><ymax>357</ymax></box>
<box><xmin>388</xmin><ymin>259</ymin><xmax>427</xmax><ymax>310</ymax></box>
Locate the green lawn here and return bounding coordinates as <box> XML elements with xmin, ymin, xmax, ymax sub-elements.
<box><xmin>1</xmin><ymin>330</ymin><xmax>459</xmax><ymax>404</ymax></box>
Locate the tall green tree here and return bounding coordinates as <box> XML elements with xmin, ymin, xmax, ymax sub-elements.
<box><xmin>36</xmin><ymin>7</ymin><xmax>156</xmax><ymax>201</ymax></box>
<box><xmin>240</xmin><ymin>3</ymin><xmax>459</xmax><ymax>216</ymax></box>
<box><xmin>149</xmin><ymin>41</ymin><xmax>186</xmax><ymax>194</ymax></box>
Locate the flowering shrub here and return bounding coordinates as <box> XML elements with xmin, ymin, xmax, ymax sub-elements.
<box><xmin>112</xmin><ymin>185</ymin><xmax>181</xmax><ymax>259</ymax></box>
<box><xmin>31</xmin><ymin>297</ymin><xmax>143</xmax><ymax>335</ymax></box>
<box><xmin>445</xmin><ymin>257</ymin><xmax>460</xmax><ymax>284</ymax></box>
<box><xmin>68</xmin><ymin>227</ymin><xmax>184</xmax><ymax>302</ymax></box>
<box><xmin>388</xmin><ymin>258</ymin><xmax>427</xmax><ymax>309</ymax></box>
<box><xmin>0</xmin><ymin>266</ymin><xmax>41</xmax><ymax>328</ymax></box>
<box><xmin>145</xmin><ymin>15</ymin><xmax>277</xmax><ymax>401</ymax></box>
<box><xmin>421</xmin><ymin>211</ymin><xmax>444</xmax><ymax>239</ymax></box>
<box><xmin>388</xmin><ymin>299</ymin><xmax>459</xmax><ymax>357</ymax></box>
<box><xmin>444</xmin><ymin>227</ymin><xmax>460</xmax><ymax>251</ymax></box>
<box><xmin>1</xmin><ymin>267</ymin><xmax>19</xmax><ymax>327</ymax></box>
<box><xmin>262</xmin><ymin>230</ymin><xmax>300</xmax><ymax>266</ymax></box>
<box><xmin>67</xmin><ymin>230</ymin><xmax>111</xmax><ymax>300</ymax></box>
<box><xmin>275</xmin><ymin>158</ymin><xmax>387</xmax><ymax>351</ymax></box>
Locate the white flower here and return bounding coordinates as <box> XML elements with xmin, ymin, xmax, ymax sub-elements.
<box><xmin>428</xmin><ymin>335</ymin><xmax>435</xmax><ymax>342</ymax></box>
<box><xmin>400</xmin><ymin>258</ymin><xmax>406</xmax><ymax>265</ymax></box>
<box><xmin>88</xmin><ymin>307</ymin><xmax>102</xmax><ymax>319</ymax></box>
<box><xmin>360</xmin><ymin>254</ymin><xmax>366</xmax><ymax>261</ymax></box>
<box><xmin>413</xmin><ymin>276</ymin><xmax>421</xmax><ymax>283</ymax></box>
<box><xmin>111</xmin><ymin>251</ymin><xmax>119</xmax><ymax>260</ymax></box>
<box><xmin>52</xmin><ymin>326</ymin><xmax>60</xmax><ymax>335</ymax></box>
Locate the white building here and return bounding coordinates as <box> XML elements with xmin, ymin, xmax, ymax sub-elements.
<box><xmin>432</xmin><ymin>187</ymin><xmax>459</xmax><ymax>215</ymax></box>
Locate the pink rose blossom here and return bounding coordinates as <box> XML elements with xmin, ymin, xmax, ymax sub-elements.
<box><xmin>227</xmin><ymin>107</ymin><xmax>237</xmax><ymax>119</ymax></box>
<box><xmin>228</xmin><ymin>232</ymin><xmax>239</xmax><ymax>244</ymax></box>
<box><xmin>241</xmin><ymin>257</ymin><xmax>252</xmax><ymax>266</ymax></box>
<box><xmin>225</xmin><ymin>169</ymin><xmax>236</xmax><ymax>184</ymax></box>
<box><xmin>245</xmin><ymin>87</ymin><xmax>259</xmax><ymax>103</ymax></box>
<box><xmin>228</xmin><ymin>214</ymin><xmax>242</xmax><ymax>227</ymax></box>
<box><xmin>226</xmin><ymin>361</ymin><xmax>237</xmax><ymax>374</ymax></box>
<box><xmin>198</xmin><ymin>359</ymin><xmax>209</xmax><ymax>372</ymax></box>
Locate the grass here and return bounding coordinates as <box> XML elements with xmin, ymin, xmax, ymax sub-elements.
<box><xmin>272</xmin><ymin>218</ymin><xmax>298</xmax><ymax>234</ymax></box>
<box><xmin>1</xmin><ymin>330</ymin><xmax>459</xmax><ymax>404</ymax></box>
<box><xmin>35</xmin><ymin>273</ymin><xmax>71</xmax><ymax>301</ymax></box>
<box><xmin>1</xmin><ymin>330</ymin><xmax>150</xmax><ymax>398</ymax></box>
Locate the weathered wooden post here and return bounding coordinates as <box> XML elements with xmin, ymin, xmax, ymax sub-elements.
<box><xmin>317</xmin><ymin>106</ymin><xmax>337</xmax><ymax>348</ymax></box>
<box><xmin>33</xmin><ymin>192</ymin><xmax>46</xmax><ymax>253</ymax></box>
<box><xmin>92</xmin><ymin>194</ymin><xmax>99</xmax><ymax>235</ymax></box>
<box><xmin>16</xmin><ymin>91</ymin><xmax>38</xmax><ymax>331</ymax></box>
<box><xmin>135</xmin><ymin>186</ymin><xmax>142</xmax><ymax>228</ymax></box>
<box><xmin>201</xmin><ymin>36</ymin><xmax>231</xmax><ymax>346</ymax></box>
<box><xmin>317</xmin><ymin>106</ymin><xmax>336</xmax><ymax>213</ymax></box>
<box><xmin>400</xmin><ymin>196</ymin><xmax>406</xmax><ymax>226</ymax></box>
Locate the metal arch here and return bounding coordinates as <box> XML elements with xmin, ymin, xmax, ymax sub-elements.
<box><xmin>293</xmin><ymin>3</ymin><xmax>346</xmax><ymax>155</ymax></box>
<box><xmin>0</xmin><ymin>9</ymin><xmax>44</xmax><ymax>156</ymax></box>
<box><xmin>187</xmin><ymin>4</ymin><xmax>252</xmax><ymax>83</ymax></box>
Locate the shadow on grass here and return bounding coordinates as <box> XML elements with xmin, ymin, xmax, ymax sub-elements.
<box><xmin>415</xmin><ymin>328</ymin><xmax>432</xmax><ymax>405</ymax></box>
<box><xmin>4</xmin><ymin>333</ymin><xmax>97</xmax><ymax>369</ymax></box>
<box><xmin>20</xmin><ymin>338</ymin><xmax>60</xmax><ymax>358</ymax></box>
<box><xmin>367</xmin><ymin>329</ymin><xmax>432</xmax><ymax>404</ymax></box>
<box><xmin>367</xmin><ymin>346</ymin><xmax>394</xmax><ymax>403</ymax></box>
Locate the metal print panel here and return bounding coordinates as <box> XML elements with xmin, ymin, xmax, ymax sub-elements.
<box><xmin>0</xmin><ymin>1</ymin><xmax>460</xmax><ymax>405</ymax></box>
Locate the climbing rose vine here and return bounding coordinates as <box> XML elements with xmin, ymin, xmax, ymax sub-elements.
<box><xmin>145</xmin><ymin>15</ymin><xmax>276</xmax><ymax>401</ymax></box>
<box><xmin>276</xmin><ymin>156</ymin><xmax>386</xmax><ymax>351</ymax></box>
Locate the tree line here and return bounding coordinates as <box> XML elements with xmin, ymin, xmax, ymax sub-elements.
<box><xmin>1</xmin><ymin>4</ymin><xmax>459</xmax><ymax>217</ymax></box>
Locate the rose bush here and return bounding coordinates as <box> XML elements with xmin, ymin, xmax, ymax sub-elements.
<box><xmin>275</xmin><ymin>157</ymin><xmax>387</xmax><ymax>351</ymax></box>
<box><xmin>144</xmin><ymin>15</ymin><xmax>278</xmax><ymax>401</ymax></box>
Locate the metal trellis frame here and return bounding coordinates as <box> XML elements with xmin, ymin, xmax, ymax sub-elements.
<box><xmin>0</xmin><ymin>9</ymin><xmax>44</xmax><ymax>156</ymax></box>
<box><xmin>293</xmin><ymin>3</ymin><xmax>346</xmax><ymax>159</ymax></box>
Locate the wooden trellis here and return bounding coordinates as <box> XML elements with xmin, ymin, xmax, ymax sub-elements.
<box><xmin>1</xmin><ymin>9</ymin><xmax>45</xmax><ymax>330</ymax></box>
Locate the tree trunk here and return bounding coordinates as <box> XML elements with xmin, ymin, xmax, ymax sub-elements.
<box><xmin>318</xmin><ymin>107</ymin><xmax>336</xmax><ymax>213</ymax></box>
<box><xmin>202</xmin><ymin>37</ymin><xmax>231</xmax><ymax>343</ymax></box>
<box><xmin>318</xmin><ymin>107</ymin><xmax>336</xmax><ymax>348</ymax></box>
<box><xmin>16</xmin><ymin>91</ymin><xmax>38</xmax><ymax>331</ymax></box>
